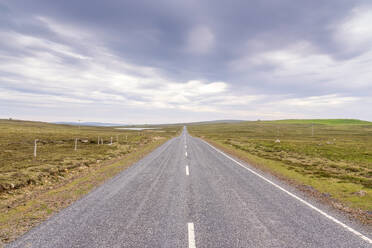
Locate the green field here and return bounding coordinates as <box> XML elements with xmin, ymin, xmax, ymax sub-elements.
<box><xmin>0</xmin><ymin>119</ymin><xmax>179</xmax><ymax>192</ymax></box>
<box><xmin>269</xmin><ymin>119</ymin><xmax>371</xmax><ymax>125</ymax></box>
<box><xmin>0</xmin><ymin>119</ymin><xmax>181</xmax><ymax>243</ymax></box>
<box><xmin>188</xmin><ymin>119</ymin><xmax>372</xmax><ymax>212</ymax></box>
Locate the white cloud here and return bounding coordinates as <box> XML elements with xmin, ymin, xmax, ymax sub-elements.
<box><xmin>230</xmin><ymin>39</ymin><xmax>372</xmax><ymax>91</ymax></box>
<box><xmin>333</xmin><ymin>7</ymin><xmax>372</xmax><ymax>53</ymax></box>
<box><xmin>0</xmin><ymin>31</ymin><xmax>89</xmax><ymax>60</ymax></box>
<box><xmin>2</xmin><ymin>14</ymin><xmax>371</xmax><ymax>123</ymax></box>
<box><xmin>278</xmin><ymin>94</ymin><xmax>358</xmax><ymax>107</ymax></box>
<box><xmin>0</xmin><ymin>17</ymin><xmax>239</xmax><ymax>119</ymax></box>
<box><xmin>36</xmin><ymin>16</ymin><xmax>91</xmax><ymax>40</ymax></box>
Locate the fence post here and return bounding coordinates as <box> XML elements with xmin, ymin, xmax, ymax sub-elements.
<box><xmin>312</xmin><ymin>124</ymin><xmax>314</xmax><ymax>137</ymax></box>
<box><xmin>110</xmin><ymin>137</ymin><xmax>113</xmax><ymax>145</ymax></box>
<box><xmin>74</xmin><ymin>138</ymin><xmax>78</xmax><ymax>151</ymax></box>
<box><xmin>34</xmin><ymin>139</ymin><xmax>38</xmax><ymax>158</ymax></box>
<box><xmin>98</xmin><ymin>136</ymin><xmax>100</xmax><ymax>145</ymax></box>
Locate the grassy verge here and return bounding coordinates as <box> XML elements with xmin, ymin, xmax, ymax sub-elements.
<box><xmin>188</xmin><ymin>119</ymin><xmax>372</xmax><ymax>224</ymax></box>
<box><xmin>0</xmin><ymin>119</ymin><xmax>179</xmax><ymax>191</ymax></box>
<box><xmin>0</xmin><ymin>138</ymin><xmax>171</xmax><ymax>245</ymax></box>
<box><xmin>0</xmin><ymin>120</ymin><xmax>180</xmax><ymax>245</ymax></box>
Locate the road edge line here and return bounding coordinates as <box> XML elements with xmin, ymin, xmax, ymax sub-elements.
<box><xmin>201</xmin><ymin>139</ymin><xmax>372</xmax><ymax>244</ymax></box>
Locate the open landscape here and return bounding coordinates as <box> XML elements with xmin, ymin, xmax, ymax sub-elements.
<box><xmin>2</xmin><ymin>120</ymin><xmax>372</xmax><ymax>247</ymax></box>
<box><xmin>188</xmin><ymin>119</ymin><xmax>372</xmax><ymax>219</ymax></box>
<box><xmin>2</xmin><ymin>0</ymin><xmax>372</xmax><ymax>246</ymax></box>
<box><xmin>0</xmin><ymin>119</ymin><xmax>180</xmax><ymax>244</ymax></box>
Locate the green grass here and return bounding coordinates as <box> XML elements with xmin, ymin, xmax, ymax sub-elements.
<box><xmin>0</xmin><ymin>136</ymin><xmax>172</xmax><ymax>244</ymax></box>
<box><xmin>0</xmin><ymin>119</ymin><xmax>181</xmax><ymax>244</ymax></box>
<box><xmin>0</xmin><ymin>119</ymin><xmax>180</xmax><ymax>192</ymax></box>
<box><xmin>266</xmin><ymin>119</ymin><xmax>371</xmax><ymax>125</ymax></box>
<box><xmin>188</xmin><ymin>119</ymin><xmax>372</xmax><ymax>211</ymax></box>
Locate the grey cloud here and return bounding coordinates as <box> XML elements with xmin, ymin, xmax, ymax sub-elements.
<box><xmin>3</xmin><ymin>1</ymin><xmax>358</xmax><ymax>74</ymax></box>
<box><xmin>1</xmin><ymin>0</ymin><xmax>372</xmax><ymax>122</ymax></box>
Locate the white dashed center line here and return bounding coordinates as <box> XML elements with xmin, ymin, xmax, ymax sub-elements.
<box><xmin>185</xmin><ymin>151</ymin><xmax>188</xmax><ymax>157</ymax></box>
<box><xmin>186</xmin><ymin>165</ymin><xmax>189</xmax><ymax>176</ymax></box>
<box><xmin>188</xmin><ymin>222</ymin><xmax>196</xmax><ymax>248</ymax></box>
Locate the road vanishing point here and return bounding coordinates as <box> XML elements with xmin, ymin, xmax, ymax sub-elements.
<box><xmin>8</xmin><ymin>128</ymin><xmax>372</xmax><ymax>247</ymax></box>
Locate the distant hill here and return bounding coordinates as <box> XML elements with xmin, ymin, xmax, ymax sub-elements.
<box><xmin>177</xmin><ymin>120</ymin><xmax>245</xmax><ymax>125</ymax></box>
<box><xmin>53</xmin><ymin>122</ymin><xmax>127</xmax><ymax>127</ymax></box>
<box><xmin>265</xmin><ymin>119</ymin><xmax>371</xmax><ymax>125</ymax></box>
<box><xmin>132</xmin><ymin>120</ymin><xmax>245</xmax><ymax>127</ymax></box>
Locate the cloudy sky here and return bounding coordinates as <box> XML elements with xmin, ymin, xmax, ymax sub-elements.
<box><xmin>1</xmin><ymin>0</ymin><xmax>372</xmax><ymax>123</ymax></box>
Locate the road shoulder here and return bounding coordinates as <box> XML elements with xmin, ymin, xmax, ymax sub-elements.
<box><xmin>0</xmin><ymin>138</ymin><xmax>171</xmax><ymax>246</ymax></box>
<box><xmin>200</xmin><ymin>137</ymin><xmax>372</xmax><ymax>230</ymax></box>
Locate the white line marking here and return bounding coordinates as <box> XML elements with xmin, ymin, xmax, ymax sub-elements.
<box><xmin>202</xmin><ymin>140</ymin><xmax>372</xmax><ymax>244</ymax></box>
<box><xmin>185</xmin><ymin>145</ymin><xmax>187</xmax><ymax>149</ymax></box>
<box><xmin>188</xmin><ymin>222</ymin><xmax>196</xmax><ymax>248</ymax></box>
<box><xmin>185</xmin><ymin>151</ymin><xmax>188</xmax><ymax>157</ymax></box>
<box><xmin>186</xmin><ymin>165</ymin><xmax>189</xmax><ymax>176</ymax></box>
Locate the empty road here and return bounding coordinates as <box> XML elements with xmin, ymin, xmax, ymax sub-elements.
<box><xmin>8</xmin><ymin>128</ymin><xmax>372</xmax><ymax>247</ymax></box>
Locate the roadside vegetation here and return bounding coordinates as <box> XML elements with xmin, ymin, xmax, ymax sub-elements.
<box><xmin>0</xmin><ymin>119</ymin><xmax>180</xmax><ymax>244</ymax></box>
<box><xmin>188</xmin><ymin>119</ymin><xmax>372</xmax><ymax>222</ymax></box>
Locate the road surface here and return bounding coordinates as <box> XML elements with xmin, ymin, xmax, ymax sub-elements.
<box><xmin>8</xmin><ymin>128</ymin><xmax>372</xmax><ymax>247</ymax></box>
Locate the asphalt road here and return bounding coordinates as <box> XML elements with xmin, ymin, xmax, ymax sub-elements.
<box><xmin>8</xmin><ymin>128</ymin><xmax>372</xmax><ymax>247</ymax></box>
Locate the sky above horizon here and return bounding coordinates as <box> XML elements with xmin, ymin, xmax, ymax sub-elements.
<box><xmin>1</xmin><ymin>0</ymin><xmax>372</xmax><ymax>124</ymax></box>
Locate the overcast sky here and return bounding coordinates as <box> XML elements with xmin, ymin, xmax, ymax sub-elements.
<box><xmin>1</xmin><ymin>0</ymin><xmax>372</xmax><ymax>123</ymax></box>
